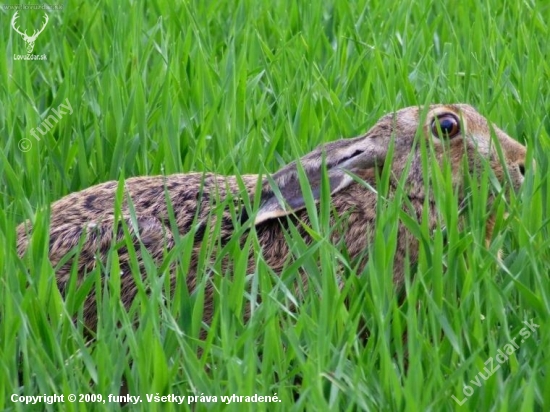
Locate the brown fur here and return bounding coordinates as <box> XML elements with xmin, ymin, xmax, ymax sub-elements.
<box><xmin>16</xmin><ymin>104</ymin><xmax>527</xmax><ymax>330</ymax></box>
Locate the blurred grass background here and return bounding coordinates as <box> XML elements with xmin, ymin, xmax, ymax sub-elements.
<box><xmin>1</xmin><ymin>0</ymin><xmax>549</xmax><ymax>411</ymax></box>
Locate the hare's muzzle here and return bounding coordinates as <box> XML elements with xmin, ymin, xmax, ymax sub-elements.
<box><xmin>490</xmin><ymin>125</ymin><xmax>528</xmax><ymax>191</ymax></box>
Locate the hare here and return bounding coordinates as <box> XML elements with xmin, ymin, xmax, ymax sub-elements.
<box><xmin>16</xmin><ymin>104</ymin><xmax>527</xmax><ymax>330</ymax></box>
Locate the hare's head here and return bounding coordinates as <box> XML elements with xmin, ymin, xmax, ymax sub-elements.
<box><xmin>256</xmin><ymin>104</ymin><xmax>527</xmax><ymax>224</ymax></box>
<box><xmin>377</xmin><ymin>104</ymin><xmax>527</xmax><ymax>200</ymax></box>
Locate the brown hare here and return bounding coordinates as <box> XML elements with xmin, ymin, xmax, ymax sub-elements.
<box><xmin>16</xmin><ymin>104</ymin><xmax>527</xmax><ymax>330</ymax></box>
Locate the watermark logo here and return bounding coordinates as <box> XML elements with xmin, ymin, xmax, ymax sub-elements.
<box><xmin>18</xmin><ymin>98</ymin><xmax>73</xmax><ymax>152</ymax></box>
<box><xmin>451</xmin><ymin>318</ymin><xmax>539</xmax><ymax>405</ymax></box>
<box><xmin>11</xmin><ymin>11</ymin><xmax>48</xmax><ymax>60</ymax></box>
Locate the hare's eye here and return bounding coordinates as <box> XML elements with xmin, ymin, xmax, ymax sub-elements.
<box><xmin>431</xmin><ymin>114</ymin><xmax>460</xmax><ymax>139</ymax></box>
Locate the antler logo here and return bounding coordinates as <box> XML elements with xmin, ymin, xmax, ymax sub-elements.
<box><xmin>11</xmin><ymin>12</ymin><xmax>49</xmax><ymax>54</ymax></box>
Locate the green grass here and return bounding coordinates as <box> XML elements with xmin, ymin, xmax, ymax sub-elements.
<box><xmin>1</xmin><ymin>0</ymin><xmax>550</xmax><ymax>411</ymax></box>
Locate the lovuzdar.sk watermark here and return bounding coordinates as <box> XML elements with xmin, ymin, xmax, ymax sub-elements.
<box><xmin>451</xmin><ymin>319</ymin><xmax>539</xmax><ymax>405</ymax></box>
<box><xmin>11</xmin><ymin>11</ymin><xmax>48</xmax><ymax>60</ymax></box>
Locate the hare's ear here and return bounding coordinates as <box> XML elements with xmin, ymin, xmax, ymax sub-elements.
<box><xmin>254</xmin><ymin>134</ymin><xmax>391</xmax><ymax>224</ymax></box>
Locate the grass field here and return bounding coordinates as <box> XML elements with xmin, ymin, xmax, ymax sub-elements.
<box><xmin>1</xmin><ymin>0</ymin><xmax>550</xmax><ymax>411</ymax></box>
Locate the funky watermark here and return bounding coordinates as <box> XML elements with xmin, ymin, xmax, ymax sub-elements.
<box><xmin>18</xmin><ymin>98</ymin><xmax>73</xmax><ymax>152</ymax></box>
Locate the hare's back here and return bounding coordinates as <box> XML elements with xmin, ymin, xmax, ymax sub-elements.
<box><xmin>17</xmin><ymin>173</ymin><xmax>260</xmax><ymax>252</ymax></box>
<box><xmin>45</xmin><ymin>173</ymin><xmax>258</xmax><ymax>227</ymax></box>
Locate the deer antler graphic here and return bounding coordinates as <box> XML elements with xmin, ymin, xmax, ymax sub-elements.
<box><xmin>11</xmin><ymin>12</ymin><xmax>49</xmax><ymax>54</ymax></box>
